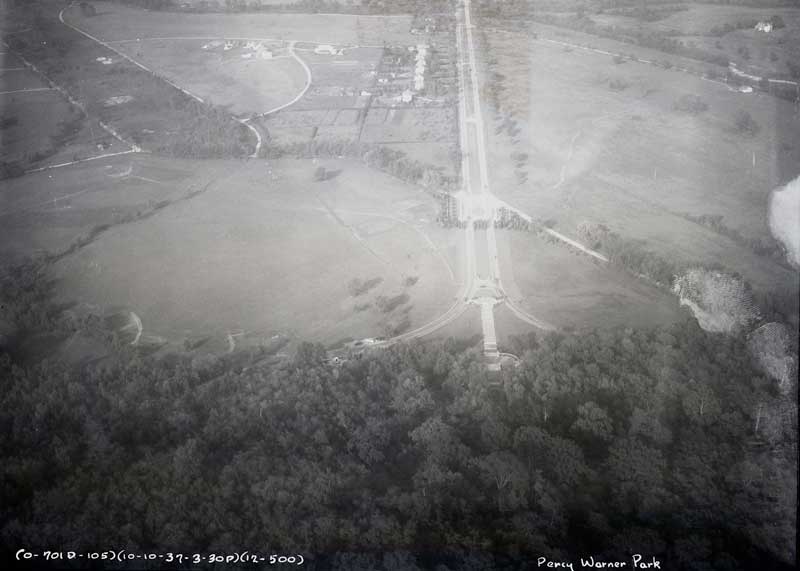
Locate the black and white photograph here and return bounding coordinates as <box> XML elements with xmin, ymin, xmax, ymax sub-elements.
<box><xmin>0</xmin><ymin>0</ymin><xmax>797</xmax><ymax>569</ymax></box>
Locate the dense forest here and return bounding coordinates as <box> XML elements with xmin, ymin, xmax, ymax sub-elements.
<box><xmin>0</xmin><ymin>262</ymin><xmax>796</xmax><ymax>570</ymax></box>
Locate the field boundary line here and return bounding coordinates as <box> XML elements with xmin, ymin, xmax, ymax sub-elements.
<box><xmin>335</xmin><ymin>208</ymin><xmax>458</xmax><ymax>284</ymax></box>
<box><xmin>106</xmin><ymin>35</ymin><xmax>384</xmax><ymax>49</ymax></box>
<box><xmin>59</xmin><ymin>6</ymin><xmax>263</xmax><ymax>157</ymax></box>
<box><xmin>0</xmin><ymin>87</ymin><xmax>54</xmax><ymax>95</ymax></box>
<box><xmin>0</xmin><ymin>39</ymin><xmax>142</xmax><ymax>152</ymax></box>
<box><xmin>58</xmin><ymin>8</ymin><xmax>206</xmax><ymax>103</ymax></box>
<box><xmin>22</xmin><ymin>149</ymin><xmax>140</xmax><ymax>176</ymax></box>
<box><xmin>544</xmin><ymin>228</ymin><xmax>609</xmax><ymax>262</ymax></box>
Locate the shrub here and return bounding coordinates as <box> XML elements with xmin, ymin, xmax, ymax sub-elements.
<box><xmin>608</xmin><ymin>78</ymin><xmax>629</xmax><ymax>91</ymax></box>
<box><xmin>734</xmin><ymin>110</ymin><xmax>760</xmax><ymax>136</ymax></box>
<box><xmin>673</xmin><ymin>94</ymin><xmax>708</xmax><ymax>114</ymax></box>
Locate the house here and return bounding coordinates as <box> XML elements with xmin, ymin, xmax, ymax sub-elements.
<box><xmin>755</xmin><ymin>21</ymin><xmax>773</xmax><ymax>33</ymax></box>
<box><xmin>315</xmin><ymin>44</ymin><xmax>338</xmax><ymax>55</ymax></box>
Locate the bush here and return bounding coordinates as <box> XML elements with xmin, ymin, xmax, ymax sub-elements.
<box><xmin>608</xmin><ymin>78</ymin><xmax>629</xmax><ymax>91</ymax></box>
<box><xmin>0</xmin><ymin>161</ymin><xmax>24</xmax><ymax>180</ymax></box>
<box><xmin>734</xmin><ymin>110</ymin><xmax>760</xmax><ymax>136</ymax></box>
<box><xmin>673</xmin><ymin>94</ymin><xmax>708</xmax><ymax>114</ymax></box>
<box><xmin>347</xmin><ymin>277</ymin><xmax>382</xmax><ymax>297</ymax></box>
<box><xmin>79</xmin><ymin>2</ymin><xmax>96</xmax><ymax>17</ymax></box>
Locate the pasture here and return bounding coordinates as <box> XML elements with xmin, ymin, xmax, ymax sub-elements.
<box><xmin>496</xmin><ymin>230</ymin><xmax>684</xmax><ymax>330</ymax></box>
<box><xmin>0</xmin><ymin>55</ymin><xmax>120</xmax><ymax>171</ymax></box>
<box><xmin>44</xmin><ymin>158</ymin><xmax>459</xmax><ymax>349</ymax></box>
<box><xmin>481</xmin><ymin>27</ymin><xmax>799</xmax><ymax>302</ymax></box>
<box><xmin>110</xmin><ymin>38</ymin><xmax>308</xmax><ymax>116</ymax></box>
<box><xmin>589</xmin><ymin>4</ymin><xmax>800</xmax><ymax>79</ymax></box>
<box><xmin>0</xmin><ymin>155</ymin><xmax>216</xmax><ymax>263</ymax></box>
<box><xmin>65</xmin><ymin>3</ymin><xmax>417</xmax><ymax>47</ymax></box>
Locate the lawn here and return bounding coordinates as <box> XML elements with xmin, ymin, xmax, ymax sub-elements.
<box><xmin>0</xmin><ymin>155</ymin><xmax>216</xmax><ymax>263</ymax></box>
<box><xmin>5</xmin><ymin>7</ymin><xmax>255</xmax><ymax>158</ymax></box>
<box><xmin>48</xmin><ymin>158</ymin><xmax>459</xmax><ymax>346</ymax></box>
<box><xmin>0</xmin><ymin>63</ymin><xmax>126</xmax><ymax>171</ymax></box>
<box><xmin>588</xmin><ymin>4</ymin><xmax>800</xmax><ymax>79</ymax></box>
<box><xmin>65</xmin><ymin>3</ymin><xmax>417</xmax><ymax>47</ymax></box>
<box><xmin>480</xmin><ymin>27</ymin><xmax>799</xmax><ymax>301</ymax></box>
<box><xmin>110</xmin><ymin>38</ymin><xmax>308</xmax><ymax>116</ymax></box>
<box><xmin>497</xmin><ymin>230</ymin><xmax>685</xmax><ymax>330</ymax></box>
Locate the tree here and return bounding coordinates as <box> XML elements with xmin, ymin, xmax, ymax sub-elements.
<box><xmin>79</xmin><ymin>2</ymin><xmax>96</xmax><ymax>17</ymax></box>
<box><xmin>673</xmin><ymin>94</ymin><xmax>708</xmax><ymax>114</ymax></box>
<box><xmin>733</xmin><ymin>110</ymin><xmax>760</xmax><ymax>137</ymax></box>
<box><xmin>571</xmin><ymin>401</ymin><xmax>614</xmax><ymax>442</ymax></box>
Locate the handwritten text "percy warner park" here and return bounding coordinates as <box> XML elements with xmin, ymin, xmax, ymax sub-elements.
<box><xmin>538</xmin><ymin>555</ymin><xmax>662</xmax><ymax>570</ymax></box>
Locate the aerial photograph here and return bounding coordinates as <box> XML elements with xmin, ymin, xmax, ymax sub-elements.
<box><xmin>0</xmin><ymin>0</ymin><xmax>797</xmax><ymax>569</ymax></box>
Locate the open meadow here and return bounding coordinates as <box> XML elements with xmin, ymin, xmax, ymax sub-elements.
<box><xmin>587</xmin><ymin>3</ymin><xmax>800</xmax><ymax>79</ymax></box>
<box><xmin>496</xmin><ymin>229</ymin><xmax>684</xmax><ymax>330</ymax></box>
<box><xmin>108</xmin><ymin>38</ymin><xmax>309</xmax><ymax>116</ymax></box>
<box><xmin>42</xmin><ymin>158</ymin><xmax>459</xmax><ymax>351</ymax></box>
<box><xmin>64</xmin><ymin>3</ymin><xmax>417</xmax><ymax>47</ymax></box>
<box><xmin>479</xmin><ymin>25</ymin><xmax>799</xmax><ymax>309</ymax></box>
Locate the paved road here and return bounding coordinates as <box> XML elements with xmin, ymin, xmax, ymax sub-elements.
<box><xmin>380</xmin><ymin>0</ymin><xmax>555</xmax><ymax>356</ymax></box>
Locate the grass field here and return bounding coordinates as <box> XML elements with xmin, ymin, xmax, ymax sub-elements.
<box><xmin>480</xmin><ymin>26</ymin><xmax>799</xmax><ymax>303</ymax></box>
<box><xmin>0</xmin><ymin>155</ymin><xmax>219</xmax><ymax>263</ymax></box>
<box><xmin>496</xmin><ymin>230</ymin><xmax>684</xmax><ymax>330</ymax></box>
<box><xmin>43</xmin><ymin>157</ymin><xmax>459</xmax><ymax>347</ymax></box>
<box><xmin>589</xmin><ymin>4</ymin><xmax>800</xmax><ymax>79</ymax></box>
<box><xmin>66</xmin><ymin>3</ymin><xmax>417</xmax><ymax>46</ymax></box>
<box><xmin>109</xmin><ymin>38</ymin><xmax>308</xmax><ymax>116</ymax></box>
<box><xmin>0</xmin><ymin>56</ymin><xmax>127</xmax><ymax>171</ymax></box>
<box><xmin>6</xmin><ymin>6</ymin><xmax>255</xmax><ymax>158</ymax></box>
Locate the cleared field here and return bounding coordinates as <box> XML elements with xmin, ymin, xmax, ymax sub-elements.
<box><xmin>65</xmin><ymin>3</ymin><xmax>417</xmax><ymax>46</ymax></box>
<box><xmin>497</xmin><ymin>230</ymin><xmax>684</xmax><ymax>330</ymax></box>
<box><xmin>481</xmin><ymin>27</ymin><xmax>799</xmax><ymax>299</ymax></box>
<box><xmin>0</xmin><ymin>155</ymin><xmax>218</xmax><ymax>263</ymax></box>
<box><xmin>109</xmin><ymin>38</ymin><xmax>308</xmax><ymax>116</ymax></box>
<box><xmin>0</xmin><ymin>68</ymin><xmax>48</xmax><ymax>92</ymax></box>
<box><xmin>0</xmin><ymin>62</ymin><xmax>124</xmax><ymax>170</ymax></box>
<box><xmin>579</xmin><ymin>4</ymin><xmax>800</xmax><ymax>78</ymax></box>
<box><xmin>5</xmin><ymin>9</ymin><xmax>254</xmax><ymax>158</ymax></box>
<box><xmin>48</xmin><ymin>158</ymin><xmax>459</xmax><ymax>345</ymax></box>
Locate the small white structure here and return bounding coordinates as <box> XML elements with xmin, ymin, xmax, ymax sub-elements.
<box><xmin>104</xmin><ymin>95</ymin><xmax>134</xmax><ymax>107</ymax></box>
<box><xmin>755</xmin><ymin>21</ymin><xmax>773</xmax><ymax>33</ymax></box>
<box><xmin>401</xmin><ymin>89</ymin><xmax>413</xmax><ymax>103</ymax></box>
<box><xmin>315</xmin><ymin>44</ymin><xmax>338</xmax><ymax>55</ymax></box>
<box><xmin>738</xmin><ymin>85</ymin><xmax>754</xmax><ymax>93</ymax></box>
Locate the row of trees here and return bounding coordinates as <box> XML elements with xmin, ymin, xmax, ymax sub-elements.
<box><xmin>268</xmin><ymin>138</ymin><xmax>458</xmax><ymax>191</ymax></box>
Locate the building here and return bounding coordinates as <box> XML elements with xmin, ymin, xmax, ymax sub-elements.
<box><xmin>755</xmin><ymin>21</ymin><xmax>773</xmax><ymax>33</ymax></box>
<box><xmin>314</xmin><ymin>44</ymin><xmax>338</xmax><ymax>55</ymax></box>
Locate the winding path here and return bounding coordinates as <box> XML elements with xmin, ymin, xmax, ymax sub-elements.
<box><xmin>244</xmin><ymin>41</ymin><xmax>312</xmax><ymax>121</ymax></box>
